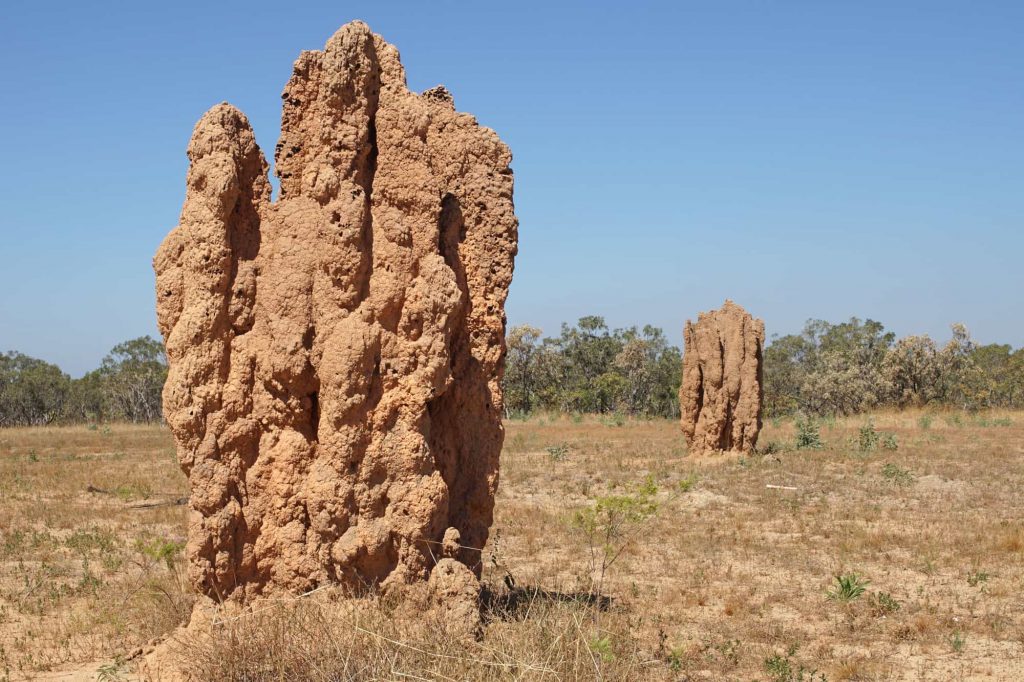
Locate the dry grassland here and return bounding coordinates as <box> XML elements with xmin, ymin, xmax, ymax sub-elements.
<box><xmin>1</xmin><ymin>411</ymin><xmax>1022</xmax><ymax>680</ymax></box>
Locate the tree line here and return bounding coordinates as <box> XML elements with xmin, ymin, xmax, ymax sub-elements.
<box><xmin>763</xmin><ymin>318</ymin><xmax>1024</xmax><ymax>416</ymax></box>
<box><xmin>3</xmin><ymin>317</ymin><xmax>1023</xmax><ymax>427</ymax></box>
<box><xmin>504</xmin><ymin>317</ymin><xmax>682</xmax><ymax>418</ymax></box>
<box><xmin>504</xmin><ymin>316</ymin><xmax>1024</xmax><ymax>419</ymax></box>
<box><xmin>0</xmin><ymin>337</ymin><xmax>167</xmax><ymax>427</ymax></box>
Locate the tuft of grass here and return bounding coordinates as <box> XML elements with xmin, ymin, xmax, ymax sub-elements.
<box><xmin>869</xmin><ymin>591</ymin><xmax>900</xmax><ymax>616</ymax></box>
<box><xmin>881</xmin><ymin>462</ymin><xmax>914</xmax><ymax>486</ymax></box>
<box><xmin>96</xmin><ymin>655</ymin><xmax>128</xmax><ymax>681</ymax></box>
<box><xmin>967</xmin><ymin>569</ymin><xmax>990</xmax><ymax>587</ymax></box>
<box><xmin>665</xmin><ymin>646</ymin><xmax>686</xmax><ymax>672</ymax></box>
<box><xmin>600</xmin><ymin>413</ymin><xmax>627</xmax><ymax>427</ymax></box>
<box><xmin>65</xmin><ymin>528</ymin><xmax>118</xmax><ymax>555</ymax></box>
<box><xmin>545</xmin><ymin>443</ymin><xmax>569</xmax><ymax>462</ymax></box>
<box><xmin>826</xmin><ymin>573</ymin><xmax>869</xmax><ymax>603</ymax></box>
<box><xmin>588</xmin><ymin>635</ymin><xmax>615</xmax><ymax>662</ymax></box>
<box><xmin>677</xmin><ymin>473</ymin><xmax>699</xmax><ymax>493</ymax></box>
<box><xmin>136</xmin><ymin>536</ymin><xmax>185</xmax><ymax>570</ymax></box>
<box><xmin>113</xmin><ymin>481</ymin><xmax>153</xmax><ymax>501</ymax></box>
<box><xmin>172</xmin><ymin>589</ymin><xmax>660</xmax><ymax>681</ymax></box>
<box><xmin>756</xmin><ymin>440</ymin><xmax>785</xmax><ymax>455</ymax></box>
<box><xmin>764</xmin><ymin>644</ymin><xmax>827</xmax><ymax>682</ymax></box>
<box><xmin>950</xmin><ymin>630</ymin><xmax>967</xmax><ymax>654</ymax></box>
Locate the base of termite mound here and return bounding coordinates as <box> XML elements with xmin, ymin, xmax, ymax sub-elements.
<box><xmin>139</xmin><ymin>559</ymin><xmax>482</xmax><ymax>681</ymax></box>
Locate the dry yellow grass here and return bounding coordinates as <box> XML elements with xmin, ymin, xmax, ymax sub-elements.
<box><xmin>2</xmin><ymin>410</ymin><xmax>1023</xmax><ymax>680</ymax></box>
<box><xmin>0</xmin><ymin>425</ymin><xmax>190</xmax><ymax>679</ymax></box>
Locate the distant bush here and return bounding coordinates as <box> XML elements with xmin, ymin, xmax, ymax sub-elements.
<box><xmin>0</xmin><ymin>351</ymin><xmax>70</xmax><ymax>427</ymax></box>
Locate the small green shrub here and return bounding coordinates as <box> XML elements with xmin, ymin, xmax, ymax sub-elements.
<box><xmin>677</xmin><ymin>473</ymin><xmax>699</xmax><ymax>493</ymax></box>
<box><xmin>881</xmin><ymin>433</ymin><xmax>898</xmax><ymax>451</ymax></box>
<box><xmin>96</xmin><ymin>657</ymin><xmax>128</xmax><ymax>682</ymax></box>
<box><xmin>65</xmin><ymin>528</ymin><xmax>117</xmax><ymax>555</ymax></box>
<box><xmin>666</xmin><ymin>647</ymin><xmax>685</xmax><ymax>672</ymax></box>
<box><xmin>572</xmin><ymin>476</ymin><xmax>659</xmax><ymax>596</ymax></box>
<box><xmin>764</xmin><ymin>644</ymin><xmax>827</xmax><ymax>682</ymax></box>
<box><xmin>869</xmin><ymin>591</ymin><xmax>900</xmax><ymax>616</ymax></box>
<box><xmin>718</xmin><ymin>638</ymin><xmax>741</xmax><ymax>666</ymax></box>
<box><xmin>857</xmin><ymin>421</ymin><xmax>879</xmax><ymax>452</ymax></box>
<box><xmin>826</xmin><ymin>573</ymin><xmax>869</xmax><ymax>603</ymax></box>
<box><xmin>967</xmin><ymin>570</ymin><xmax>989</xmax><ymax>587</ymax></box>
<box><xmin>588</xmin><ymin>635</ymin><xmax>614</xmax><ymax>662</ymax></box>
<box><xmin>794</xmin><ymin>416</ymin><xmax>824</xmax><ymax>451</ymax></box>
<box><xmin>918</xmin><ymin>414</ymin><xmax>933</xmax><ymax>430</ymax></box>
<box><xmin>136</xmin><ymin>537</ymin><xmax>185</xmax><ymax>570</ymax></box>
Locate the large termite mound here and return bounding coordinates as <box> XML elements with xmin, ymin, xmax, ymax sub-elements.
<box><xmin>154</xmin><ymin>21</ymin><xmax>517</xmax><ymax>602</ymax></box>
<box><xmin>679</xmin><ymin>301</ymin><xmax>764</xmax><ymax>454</ymax></box>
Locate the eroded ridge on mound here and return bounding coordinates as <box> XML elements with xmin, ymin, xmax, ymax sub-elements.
<box><xmin>679</xmin><ymin>300</ymin><xmax>764</xmax><ymax>454</ymax></box>
<box><xmin>154</xmin><ymin>21</ymin><xmax>517</xmax><ymax>601</ymax></box>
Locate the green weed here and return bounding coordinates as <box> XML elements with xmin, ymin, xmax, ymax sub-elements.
<box><xmin>826</xmin><ymin>573</ymin><xmax>869</xmax><ymax>603</ymax></box>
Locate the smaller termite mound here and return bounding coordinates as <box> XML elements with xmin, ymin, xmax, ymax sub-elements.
<box><xmin>679</xmin><ymin>300</ymin><xmax>764</xmax><ymax>454</ymax></box>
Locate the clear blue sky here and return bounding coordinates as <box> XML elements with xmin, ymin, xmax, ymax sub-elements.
<box><xmin>1</xmin><ymin>1</ymin><xmax>1021</xmax><ymax>376</ymax></box>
